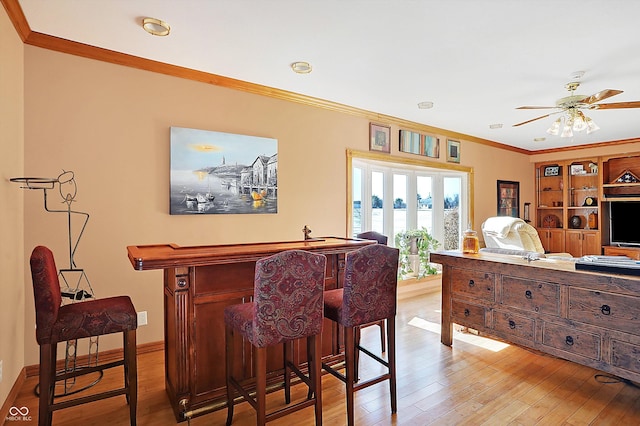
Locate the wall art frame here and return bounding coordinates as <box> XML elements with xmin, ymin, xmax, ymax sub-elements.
<box><xmin>399</xmin><ymin>129</ymin><xmax>439</xmax><ymax>158</ymax></box>
<box><xmin>369</xmin><ymin>123</ymin><xmax>391</xmax><ymax>153</ymax></box>
<box><xmin>497</xmin><ymin>180</ymin><xmax>520</xmax><ymax>218</ymax></box>
<box><xmin>446</xmin><ymin>139</ymin><xmax>461</xmax><ymax>163</ymax></box>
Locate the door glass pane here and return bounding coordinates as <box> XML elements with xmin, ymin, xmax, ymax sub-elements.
<box><xmin>393</xmin><ymin>174</ymin><xmax>407</xmax><ymax>239</ymax></box>
<box><xmin>371</xmin><ymin>171</ymin><xmax>384</xmax><ymax>233</ymax></box>
<box><xmin>352</xmin><ymin>167</ymin><xmax>362</xmax><ymax>236</ymax></box>
<box><xmin>444</xmin><ymin>177</ymin><xmax>461</xmax><ymax>250</ymax></box>
<box><xmin>417</xmin><ymin>176</ymin><xmax>433</xmax><ymax>234</ymax></box>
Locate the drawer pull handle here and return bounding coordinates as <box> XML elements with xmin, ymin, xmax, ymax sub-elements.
<box><xmin>525</xmin><ymin>290</ymin><xmax>532</xmax><ymax>299</ymax></box>
<box><xmin>565</xmin><ymin>336</ymin><xmax>574</xmax><ymax>346</ymax></box>
<box><xmin>177</xmin><ymin>278</ymin><xmax>187</xmax><ymax>288</ymax></box>
<box><xmin>601</xmin><ymin>304</ymin><xmax>611</xmax><ymax>315</ymax></box>
<box><xmin>508</xmin><ymin>320</ymin><xmax>516</xmax><ymax>329</ymax></box>
<box><xmin>468</xmin><ymin>279</ymin><xmax>475</xmax><ymax>287</ymax></box>
<box><xmin>464</xmin><ymin>309</ymin><xmax>470</xmax><ymax>317</ymax></box>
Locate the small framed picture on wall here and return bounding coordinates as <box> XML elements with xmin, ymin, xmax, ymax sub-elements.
<box><xmin>369</xmin><ymin>123</ymin><xmax>391</xmax><ymax>153</ymax></box>
<box><xmin>446</xmin><ymin>139</ymin><xmax>461</xmax><ymax>163</ymax></box>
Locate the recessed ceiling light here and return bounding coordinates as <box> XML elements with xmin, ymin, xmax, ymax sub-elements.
<box><xmin>291</xmin><ymin>62</ymin><xmax>312</xmax><ymax>74</ymax></box>
<box><xmin>489</xmin><ymin>123</ymin><xmax>503</xmax><ymax>129</ymax></box>
<box><xmin>142</xmin><ymin>18</ymin><xmax>170</xmax><ymax>36</ymax></box>
<box><xmin>417</xmin><ymin>101</ymin><xmax>434</xmax><ymax>109</ymax></box>
<box><xmin>534</xmin><ymin>137</ymin><xmax>546</xmax><ymax>142</ymax></box>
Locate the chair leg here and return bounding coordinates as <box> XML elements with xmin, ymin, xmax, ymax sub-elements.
<box><xmin>344</xmin><ymin>326</ymin><xmax>356</xmax><ymax>426</ymax></box>
<box><xmin>310</xmin><ymin>334</ymin><xmax>323</xmax><ymax>426</ymax></box>
<box><xmin>387</xmin><ymin>317</ymin><xmax>397</xmax><ymax>414</ymax></box>
<box><xmin>379</xmin><ymin>320</ymin><xmax>386</xmax><ymax>353</ymax></box>
<box><xmin>284</xmin><ymin>340</ymin><xmax>292</xmax><ymax>404</ymax></box>
<box><xmin>38</xmin><ymin>343</ymin><xmax>56</xmax><ymax>426</ymax></box>
<box><xmin>353</xmin><ymin>326</ymin><xmax>361</xmax><ymax>383</ymax></box>
<box><xmin>225</xmin><ymin>324</ymin><xmax>235</xmax><ymax>426</ymax></box>
<box><xmin>124</xmin><ymin>329</ymin><xmax>138</xmax><ymax>425</ymax></box>
<box><xmin>255</xmin><ymin>347</ymin><xmax>267</xmax><ymax>426</ymax></box>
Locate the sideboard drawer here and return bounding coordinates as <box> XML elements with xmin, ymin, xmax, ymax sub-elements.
<box><xmin>501</xmin><ymin>276</ymin><xmax>560</xmax><ymax>316</ymax></box>
<box><xmin>493</xmin><ymin>311</ymin><xmax>534</xmax><ymax>341</ymax></box>
<box><xmin>451</xmin><ymin>268</ymin><xmax>495</xmax><ymax>302</ymax></box>
<box><xmin>611</xmin><ymin>339</ymin><xmax>640</xmax><ymax>373</ymax></box>
<box><xmin>568</xmin><ymin>288</ymin><xmax>640</xmax><ymax>336</ymax></box>
<box><xmin>451</xmin><ymin>299</ymin><xmax>486</xmax><ymax>328</ymax></box>
<box><xmin>541</xmin><ymin>321</ymin><xmax>600</xmax><ymax>360</ymax></box>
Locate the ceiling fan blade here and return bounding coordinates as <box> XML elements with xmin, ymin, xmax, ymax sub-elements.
<box><xmin>516</xmin><ymin>106</ymin><xmax>556</xmax><ymax>110</ymax></box>
<box><xmin>513</xmin><ymin>113</ymin><xmax>551</xmax><ymax>127</ymax></box>
<box><xmin>580</xmin><ymin>89</ymin><xmax>623</xmax><ymax>104</ymax></box>
<box><xmin>594</xmin><ymin>101</ymin><xmax>640</xmax><ymax>110</ymax></box>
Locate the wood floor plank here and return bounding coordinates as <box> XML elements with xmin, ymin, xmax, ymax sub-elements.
<box><xmin>6</xmin><ymin>286</ymin><xmax>640</xmax><ymax>426</ymax></box>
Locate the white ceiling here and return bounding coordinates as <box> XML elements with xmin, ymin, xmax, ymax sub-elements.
<box><xmin>17</xmin><ymin>0</ymin><xmax>640</xmax><ymax>152</ymax></box>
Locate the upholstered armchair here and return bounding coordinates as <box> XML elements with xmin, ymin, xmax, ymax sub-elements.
<box><xmin>481</xmin><ymin>216</ymin><xmax>545</xmax><ymax>253</ymax></box>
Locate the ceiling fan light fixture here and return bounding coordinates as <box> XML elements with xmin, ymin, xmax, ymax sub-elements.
<box><xmin>561</xmin><ymin>124</ymin><xmax>573</xmax><ymax>138</ymax></box>
<box><xmin>572</xmin><ymin>112</ymin><xmax>587</xmax><ymax>132</ymax></box>
<box><xmin>142</xmin><ymin>17</ymin><xmax>170</xmax><ymax>36</ymax></box>
<box><xmin>546</xmin><ymin>118</ymin><xmax>561</xmax><ymax>136</ymax></box>
<box><xmin>586</xmin><ymin>117</ymin><xmax>600</xmax><ymax>134</ymax></box>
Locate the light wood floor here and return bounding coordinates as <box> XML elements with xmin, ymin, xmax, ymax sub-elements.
<box><xmin>6</xmin><ymin>288</ymin><xmax>640</xmax><ymax>425</ymax></box>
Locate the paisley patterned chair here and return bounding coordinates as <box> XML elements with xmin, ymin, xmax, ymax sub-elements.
<box><xmin>355</xmin><ymin>231</ymin><xmax>389</xmax><ymax>352</ymax></box>
<box><xmin>30</xmin><ymin>246</ymin><xmax>137</xmax><ymax>426</ymax></box>
<box><xmin>322</xmin><ymin>244</ymin><xmax>399</xmax><ymax>426</ymax></box>
<box><xmin>224</xmin><ymin>249</ymin><xmax>326</xmax><ymax>425</ymax></box>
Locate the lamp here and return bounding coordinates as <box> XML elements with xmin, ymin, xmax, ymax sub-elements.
<box><xmin>546</xmin><ymin>109</ymin><xmax>599</xmax><ymax>138</ymax></box>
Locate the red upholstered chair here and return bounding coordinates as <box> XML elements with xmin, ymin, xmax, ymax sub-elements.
<box><xmin>323</xmin><ymin>244</ymin><xmax>399</xmax><ymax>426</ymax></box>
<box><xmin>30</xmin><ymin>246</ymin><xmax>138</xmax><ymax>426</ymax></box>
<box><xmin>224</xmin><ymin>249</ymin><xmax>327</xmax><ymax>425</ymax></box>
<box><xmin>355</xmin><ymin>231</ymin><xmax>388</xmax><ymax>353</ymax></box>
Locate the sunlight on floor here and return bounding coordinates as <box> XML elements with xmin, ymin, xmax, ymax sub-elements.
<box><xmin>407</xmin><ymin>316</ymin><xmax>510</xmax><ymax>352</ymax></box>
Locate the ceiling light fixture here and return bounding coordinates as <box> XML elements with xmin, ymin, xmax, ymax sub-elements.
<box><xmin>489</xmin><ymin>123</ymin><xmax>503</xmax><ymax>129</ymax></box>
<box><xmin>417</xmin><ymin>101</ymin><xmax>434</xmax><ymax>109</ymax></box>
<box><xmin>142</xmin><ymin>18</ymin><xmax>170</xmax><ymax>36</ymax></box>
<box><xmin>291</xmin><ymin>62</ymin><xmax>312</xmax><ymax>74</ymax></box>
<box><xmin>546</xmin><ymin>109</ymin><xmax>599</xmax><ymax>138</ymax></box>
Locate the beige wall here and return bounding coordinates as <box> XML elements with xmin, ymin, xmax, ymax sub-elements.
<box><xmin>0</xmin><ymin>5</ymin><xmax>25</xmax><ymax>407</ymax></box>
<box><xmin>19</xmin><ymin>45</ymin><xmax>533</xmax><ymax>365</ymax></box>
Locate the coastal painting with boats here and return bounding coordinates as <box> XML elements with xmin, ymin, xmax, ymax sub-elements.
<box><xmin>170</xmin><ymin>127</ymin><xmax>278</xmax><ymax>215</ymax></box>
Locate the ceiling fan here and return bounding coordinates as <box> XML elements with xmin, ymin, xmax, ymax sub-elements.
<box><xmin>513</xmin><ymin>82</ymin><xmax>640</xmax><ymax>136</ymax></box>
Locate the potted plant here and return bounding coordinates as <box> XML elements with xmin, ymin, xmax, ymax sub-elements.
<box><xmin>395</xmin><ymin>227</ymin><xmax>441</xmax><ymax>279</ymax></box>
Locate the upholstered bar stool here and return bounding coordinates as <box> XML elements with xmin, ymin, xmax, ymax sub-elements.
<box><xmin>322</xmin><ymin>244</ymin><xmax>399</xmax><ymax>426</ymax></box>
<box><xmin>30</xmin><ymin>246</ymin><xmax>138</xmax><ymax>426</ymax></box>
<box><xmin>224</xmin><ymin>249</ymin><xmax>326</xmax><ymax>425</ymax></box>
<box><xmin>355</xmin><ymin>231</ymin><xmax>388</xmax><ymax>353</ymax></box>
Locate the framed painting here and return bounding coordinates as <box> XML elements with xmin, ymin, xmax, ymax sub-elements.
<box><xmin>369</xmin><ymin>123</ymin><xmax>391</xmax><ymax>153</ymax></box>
<box><xmin>399</xmin><ymin>130</ymin><xmax>421</xmax><ymax>154</ymax></box>
<box><xmin>422</xmin><ymin>134</ymin><xmax>439</xmax><ymax>158</ymax></box>
<box><xmin>170</xmin><ymin>127</ymin><xmax>278</xmax><ymax>215</ymax></box>
<box><xmin>446</xmin><ymin>139</ymin><xmax>461</xmax><ymax>163</ymax></box>
<box><xmin>497</xmin><ymin>180</ymin><xmax>520</xmax><ymax>218</ymax></box>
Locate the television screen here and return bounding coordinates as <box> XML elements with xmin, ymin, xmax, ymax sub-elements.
<box><xmin>610</xmin><ymin>201</ymin><xmax>640</xmax><ymax>246</ymax></box>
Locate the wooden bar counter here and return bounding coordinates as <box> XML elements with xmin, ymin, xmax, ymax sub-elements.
<box><xmin>431</xmin><ymin>250</ymin><xmax>640</xmax><ymax>386</ymax></box>
<box><xmin>127</xmin><ymin>237</ymin><xmax>373</xmax><ymax>422</ymax></box>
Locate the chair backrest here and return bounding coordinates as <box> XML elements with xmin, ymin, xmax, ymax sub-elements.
<box><xmin>356</xmin><ymin>231</ymin><xmax>388</xmax><ymax>245</ymax></box>
<box><xmin>252</xmin><ymin>249</ymin><xmax>327</xmax><ymax>347</ymax></box>
<box><xmin>342</xmin><ymin>244</ymin><xmax>399</xmax><ymax>327</ymax></box>
<box><xmin>481</xmin><ymin>217</ymin><xmax>545</xmax><ymax>253</ymax></box>
<box><xmin>30</xmin><ymin>246</ymin><xmax>62</xmax><ymax>345</ymax></box>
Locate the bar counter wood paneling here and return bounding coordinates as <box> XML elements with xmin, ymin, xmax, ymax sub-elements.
<box><xmin>432</xmin><ymin>250</ymin><xmax>640</xmax><ymax>387</ymax></box>
<box><xmin>126</xmin><ymin>237</ymin><xmax>373</xmax><ymax>422</ymax></box>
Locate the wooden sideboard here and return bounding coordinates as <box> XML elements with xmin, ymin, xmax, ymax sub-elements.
<box><xmin>127</xmin><ymin>237</ymin><xmax>373</xmax><ymax>422</ymax></box>
<box><xmin>431</xmin><ymin>251</ymin><xmax>640</xmax><ymax>384</ymax></box>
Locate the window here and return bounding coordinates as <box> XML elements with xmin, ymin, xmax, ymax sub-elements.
<box><xmin>349</xmin><ymin>151</ymin><xmax>473</xmax><ymax>250</ymax></box>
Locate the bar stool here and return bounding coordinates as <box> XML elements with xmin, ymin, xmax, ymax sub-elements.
<box><xmin>30</xmin><ymin>246</ymin><xmax>138</xmax><ymax>426</ymax></box>
<box><xmin>322</xmin><ymin>244</ymin><xmax>399</xmax><ymax>426</ymax></box>
<box><xmin>224</xmin><ymin>249</ymin><xmax>326</xmax><ymax>425</ymax></box>
<box><xmin>355</xmin><ymin>231</ymin><xmax>388</xmax><ymax>353</ymax></box>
